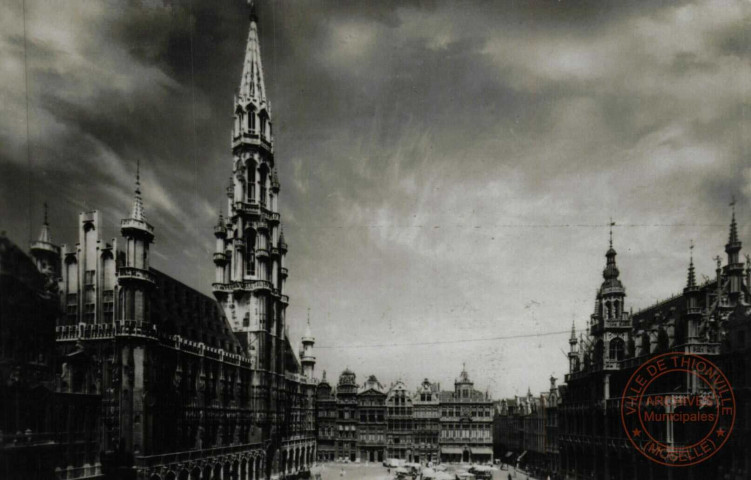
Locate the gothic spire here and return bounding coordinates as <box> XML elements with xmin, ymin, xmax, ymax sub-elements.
<box><xmin>130</xmin><ymin>159</ymin><xmax>145</xmax><ymax>221</ymax></box>
<box><xmin>303</xmin><ymin>307</ymin><xmax>313</xmax><ymax>340</ymax></box>
<box><xmin>729</xmin><ymin>196</ymin><xmax>739</xmax><ymax>245</ymax></box>
<box><xmin>687</xmin><ymin>240</ymin><xmax>697</xmax><ymax>288</ymax></box>
<box><xmin>37</xmin><ymin>201</ymin><xmax>51</xmax><ymax>243</ymax></box>
<box><xmin>603</xmin><ymin>220</ymin><xmax>620</xmax><ymax>282</ymax></box>
<box><xmin>238</xmin><ymin>1</ymin><xmax>268</xmax><ymax>109</ymax></box>
<box><xmin>216</xmin><ymin>207</ymin><xmax>225</xmax><ymax>228</ymax></box>
<box><xmin>569</xmin><ymin>320</ymin><xmax>577</xmax><ymax>344</ymax></box>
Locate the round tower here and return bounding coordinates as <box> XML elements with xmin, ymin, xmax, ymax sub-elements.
<box><xmin>683</xmin><ymin>241</ymin><xmax>703</xmax><ymax>343</ymax></box>
<box><xmin>301</xmin><ymin>311</ymin><xmax>316</xmax><ymax>379</ymax></box>
<box><xmin>724</xmin><ymin>199</ymin><xmax>744</xmax><ymax>300</ymax></box>
<box><xmin>568</xmin><ymin>321</ymin><xmax>579</xmax><ymax>373</ymax></box>
<box><xmin>30</xmin><ymin>202</ymin><xmax>61</xmax><ymax>291</ymax></box>
<box><xmin>214</xmin><ymin>211</ymin><xmax>229</xmax><ymax>283</ymax></box>
<box><xmin>119</xmin><ymin>162</ymin><xmax>155</xmax><ymax>323</ymax></box>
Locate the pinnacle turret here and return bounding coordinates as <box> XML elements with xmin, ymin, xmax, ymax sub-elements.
<box><xmin>130</xmin><ymin>160</ymin><xmax>146</xmax><ymax>222</ymax></box>
<box><xmin>569</xmin><ymin>320</ymin><xmax>577</xmax><ymax>345</ymax></box>
<box><xmin>300</xmin><ymin>309</ymin><xmax>316</xmax><ymax>379</ymax></box>
<box><xmin>687</xmin><ymin>241</ymin><xmax>697</xmax><ymax>288</ymax></box>
<box><xmin>729</xmin><ymin>197</ymin><xmax>739</xmax><ymax>245</ymax></box>
<box><xmin>238</xmin><ymin>4</ymin><xmax>268</xmax><ymax>110</ymax></box>
<box><xmin>37</xmin><ymin>202</ymin><xmax>52</xmax><ymax>243</ymax></box>
<box><xmin>724</xmin><ymin>197</ymin><xmax>744</xmax><ymax>298</ymax></box>
<box><xmin>214</xmin><ymin>208</ymin><xmax>227</xmax><ymax>237</ymax></box>
<box><xmin>725</xmin><ymin>196</ymin><xmax>742</xmax><ymax>261</ymax></box>
<box><xmin>30</xmin><ymin>201</ymin><xmax>61</xmax><ymax>283</ymax></box>
<box><xmin>602</xmin><ymin>220</ymin><xmax>621</xmax><ymax>281</ymax></box>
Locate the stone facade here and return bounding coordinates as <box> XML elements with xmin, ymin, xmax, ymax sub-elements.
<box><xmin>557</xmin><ymin>210</ymin><xmax>751</xmax><ymax>479</ymax></box>
<box><xmin>0</xmin><ymin>235</ymin><xmax>102</xmax><ymax>480</ymax></box>
<box><xmin>334</xmin><ymin>370</ymin><xmax>358</xmax><ymax>462</ymax></box>
<box><xmin>315</xmin><ymin>367</ymin><xmax>493</xmax><ymax>465</ymax></box>
<box><xmin>357</xmin><ymin>376</ymin><xmax>387</xmax><ymax>463</ymax></box>
<box><xmin>14</xmin><ymin>6</ymin><xmax>318</xmax><ymax>480</ymax></box>
<box><xmin>314</xmin><ymin>373</ymin><xmax>336</xmax><ymax>462</ymax></box>
<box><xmin>437</xmin><ymin>367</ymin><xmax>494</xmax><ymax>464</ymax></box>
<box><xmin>413</xmin><ymin>379</ymin><xmax>441</xmax><ymax>464</ymax></box>
<box><xmin>493</xmin><ymin>378</ymin><xmax>561</xmax><ymax>478</ymax></box>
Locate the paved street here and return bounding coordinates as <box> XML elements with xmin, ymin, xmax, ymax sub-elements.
<box><xmin>317</xmin><ymin>463</ymin><xmax>539</xmax><ymax>480</ymax></box>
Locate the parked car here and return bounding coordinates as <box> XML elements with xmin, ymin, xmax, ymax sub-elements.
<box><xmin>394</xmin><ymin>466</ymin><xmax>411</xmax><ymax>479</ymax></box>
<box><xmin>468</xmin><ymin>466</ymin><xmax>492</xmax><ymax>480</ymax></box>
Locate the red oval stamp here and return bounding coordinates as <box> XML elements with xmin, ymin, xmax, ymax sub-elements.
<box><xmin>620</xmin><ymin>352</ymin><xmax>735</xmax><ymax>467</ymax></box>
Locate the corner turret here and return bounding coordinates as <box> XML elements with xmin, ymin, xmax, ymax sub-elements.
<box><xmin>118</xmin><ymin>161</ymin><xmax>155</xmax><ymax>323</ymax></box>
<box><xmin>30</xmin><ymin>202</ymin><xmax>61</xmax><ymax>291</ymax></box>
<box><xmin>301</xmin><ymin>309</ymin><xmax>316</xmax><ymax>379</ymax></box>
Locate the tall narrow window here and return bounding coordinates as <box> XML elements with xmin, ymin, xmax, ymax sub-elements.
<box><xmin>245</xmin><ymin>230</ymin><xmax>256</xmax><ymax>276</ymax></box>
<box><xmin>247</xmin><ymin>160</ymin><xmax>256</xmax><ymax>202</ymax></box>
<box><xmin>609</xmin><ymin>337</ymin><xmax>625</xmax><ymax>361</ymax></box>
<box><xmin>259</xmin><ymin>169</ymin><xmax>268</xmax><ymax>207</ymax></box>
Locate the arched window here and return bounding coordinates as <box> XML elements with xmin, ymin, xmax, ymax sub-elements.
<box><xmin>593</xmin><ymin>339</ymin><xmax>604</xmax><ymax>366</ymax></box>
<box><xmin>249</xmin><ymin>109</ymin><xmax>256</xmax><ymax>134</ymax></box>
<box><xmin>245</xmin><ymin>229</ymin><xmax>256</xmax><ymax>276</ymax></box>
<box><xmin>657</xmin><ymin>328</ymin><xmax>670</xmax><ymax>352</ymax></box>
<box><xmin>259</xmin><ymin>168</ymin><xmax>268</xmax><ymax>207</ymax></box>
<box><xmin>609</xmin><ymin>337</ymin><xmax>625</xmax><ymax>361</ymax></box>
<box><xmin>246</xmin><ymin>159</ymin><xmax>256</xmax><ymax>201</ymax></box>
<box><xmin>613</xmin><ymin>299</ymin><xmax>620</xmax><ymax>318</ymax></box>
<box><xmin>642</xmin><ymin>332</ymin><xmax>651</xmax><ymax>355</ymax></box>
<box><xmin>605</xmin><ymin>301</ymin><xmax>612</xmax><ymax>319</ymax></box>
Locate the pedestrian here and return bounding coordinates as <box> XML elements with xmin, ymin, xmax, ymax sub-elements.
<box><xmin>507</xmin><ymin>474</ymin><xmax>512</xmax><ymax>480</ymax></box>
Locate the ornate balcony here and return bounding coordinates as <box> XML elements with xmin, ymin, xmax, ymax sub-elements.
<box><xmin>212</xmin><ymin>279</ymin><xmax>272</xmax><ymax>294</ymax></box>
<box><xmin>213</xmin><ymin>252</ymin><xmax>228</xmax><ymax>264</ymax></box>
<box><xmin>120</xmin><ymin>218</ymin><xmax>155</xmax><ymax>238</ymax></box>
<box><xmin>30</xmin><ymin>240</ymin><xmax>60</xmax><ymax>255</ymax></box>
<box><xmin>681</xmin><ymin>343</ymin><xmax>720</xmax><ymax>356</ymax></box>
<box><xmin>234</xmin><ymin>201</ymin><xmax>261</xmax><ymax>217</ymax></box>
<box><xmin>260</xmin><ymin>136</ymin><xmax>273</xmax><ymax>151</ymax></box>
<box><xmin>212</xmin><ymin>282</ymin><xmax>234</xmax><ymax>293</ymax></box>
<box><xmin>280</xmin><ymin>294</ymin><xmax>289</xmax><ymax>305</ymax></box>
<box><xmin>118</xmin><ymin>267</ymin><xmax>156</xmax><ymax>284</ymax></box>
<box><xmin>281</xmin><ymin>267</ymin><xmax>288</xmax><ymax>278</ymax></box>
<box><xmin>604</xmin><ymin>317</ymin><xmax>631</xmax><ymax>329</ymax></box>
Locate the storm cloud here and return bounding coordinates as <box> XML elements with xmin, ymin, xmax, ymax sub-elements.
<box><xmin>1</xmin><ymin>0</ymin><xmax>749</xmax><ymax>397</ymax></box>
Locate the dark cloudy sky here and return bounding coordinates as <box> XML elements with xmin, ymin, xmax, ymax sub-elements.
<box><xmin>1</xmin><ymin>0</ymin><xmax>749</xmax><ymax>398</ymax></box>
